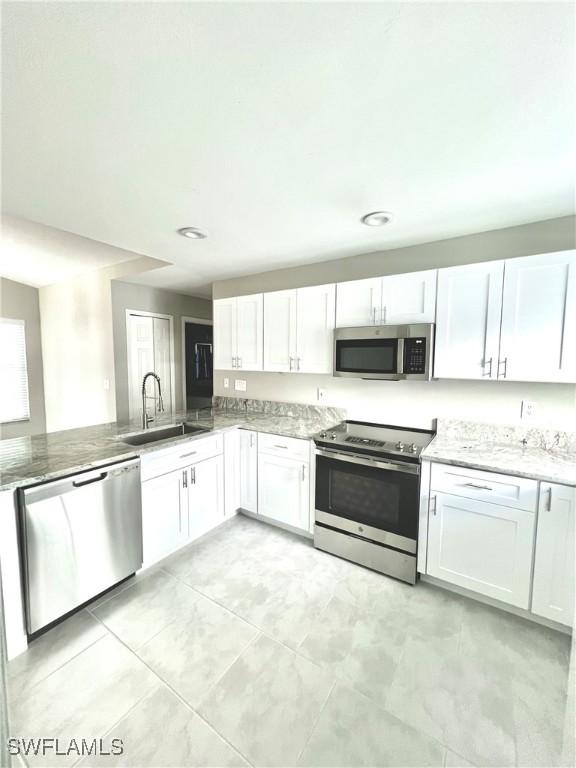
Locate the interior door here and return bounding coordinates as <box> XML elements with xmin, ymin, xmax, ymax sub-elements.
<box><xmin>427</xmin><ymin>492</ymin><xmax>535</xmax><ymax>608</ymax></box>
<box><xmin>380</xmin><ymin>269</ymin><xmax>437</xmax><ymax>324</ymax></box>
<box><xmin>127</xmin><ymin>314</ymin><xmax>154</xmax><ymax>419</ymax></box>
<box><xmin>263</xmin><ymin>290</ymin><xmax>297</xmax><ymax>372</ymax></box>
<box><xmin>296</xmin><ymin>284</ymin><xmax>335</xmax><ymax>373</ymax></box>
<box><xmin>213</xmin><ymin>298</ymin><xmax>236</xmax><ymax>370</ymax></box>
<box><xmin>434</xmin><ymin>261</ymin><xmax>504</xmax><ymax>379</ymax></box>
<box><xmin>153</xmin><ymin>317</ymin><xmax>172</xmax><ymax>415</ymax></box>
<box><xmin>127</xmin><ymin>313</ymin><xmax>174</xmax><ymax>419</ymax></box>
<box><xmin>335</xmin><ymin>278</ymin><xmax>381</xmax><ymax>327</ymax></box>
<box><xmin>499</xmin><ymin>251</ymin><xmax>576</xmax><ymax>382</ymax></box>
<box><xmin>236</xmin><ymin>293</ymin><xmax>263</xmax><ymax>371</ymax></box>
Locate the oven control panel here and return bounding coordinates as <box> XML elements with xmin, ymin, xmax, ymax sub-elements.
<box><xmin>403</xmin><ymin>337</ymin><xmax>427</xmax><ymax>374</ymax></box>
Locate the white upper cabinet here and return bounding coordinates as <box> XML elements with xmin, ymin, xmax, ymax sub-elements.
<box><xmin>335</xmin><ymin>278</ymin><xmax>381</xmax><ymax>327</ymax></box>
<box><xmin>532</xmin><ymin>483</ymin><xmax>575</xmax><ymax>627</ymax></box>
<box><xmin>336</xmin><ymin>270</ymin><xmax>436</xmax><ymax>327</ymax></box>
<box><xmin>435</xmin><ymin>261</ymin><xmax>504</xmax><ymax>380</ymax></box>
<box><xmin>263</xmin><ymin>289</ymin><xmax>297</xmax><ymax>372</ymax></box>
<box><xmin>499</xmin><ymin>251</ymin><xmax>576</xmax><ymax>383</ymax></box>
<box><xmin>295</xmin><ymin>284</ymin><xmax>336</xmax><ymax>373</ymax></box>
<box><xmin>380</xmin><ymin>269</ymin><xmax>437</xmax><ymax>324</ymax></box>
<box><xmin>214</xmin><ymin>294</ymin><xmax>263</xmax><ymax>371</ymax></box>
<box><xmin>264</xmin><ymin>285</ymin><xmax>335</xmax><ymax>373</ymax></box>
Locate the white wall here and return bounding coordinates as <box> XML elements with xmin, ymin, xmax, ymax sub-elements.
<box><xmin>40</xmin><ymin>256</ymin><xmax>166</xmax><ymax>432</ymax></box>
<box><xmin>213</xmin><ymin>216</ymin><xmax>576</xmax><ymax>430</ymax></box>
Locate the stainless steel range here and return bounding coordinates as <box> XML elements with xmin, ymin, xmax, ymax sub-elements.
<box><xmin>313</xmin><ymin>421</ymin><xmax>435</xmax><ymax>584</ymax></box>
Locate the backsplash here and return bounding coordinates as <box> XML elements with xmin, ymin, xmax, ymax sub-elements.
<box><xmin>213</xmin><ymin>396</ymin><xmax>345</xmax><ymax>425</ymax></box>
<box><xmin>436</xmin><ymin>418</ymin><xmax>576</xmax><ymax>453</ymax></box>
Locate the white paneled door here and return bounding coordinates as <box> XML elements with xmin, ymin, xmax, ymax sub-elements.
<box><xmin>263</xmin><ymin>289</ymin><xmax>298</xmax><ymax>372</ymax></box>
<box><xmin>296</xmin><ymin>284</ymin><xmax>335</xmax><ymax>373</ymax></box>
<box><xmin>335</xmin><ymin>278</ymin><xmax>381</xmax><ymax>327</ymax></box>
<box><xmin>426</xmin><ymin>492</ymin><xmax>536</xmax><ymax>609</ymax></box>
<box><xmin>127</xmin><ymin>312</ymin><xmax>174</xmax><ymax>420</ymax></box>
<box><xmin>499</xmin><ymin>250</ymin><xmax>576</xmax><ymax>382</ymax></box>
<box><xmin>532</xmin><ymin>483</ymin><xmax>575</xmax><ymax>627</ymax></box>
<box><xmin>435</xmin><ymin>261</ymin><xmax>504</xmax><ymax>379</ymax></box>
<box><xmin>380</xmin><ymin>269</ymin><xmax>437</xmax><ymax>324</ymax></box>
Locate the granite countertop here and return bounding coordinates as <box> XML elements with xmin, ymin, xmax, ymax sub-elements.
<box><xmin>0</xmin><ymin>401</ymin><xmax>345</xmax><ymax>492</ymax></box>
<box><xmin>422</xmin><ymin>419</ymin><xmax>576</xmax><ymax>487</ymax></box>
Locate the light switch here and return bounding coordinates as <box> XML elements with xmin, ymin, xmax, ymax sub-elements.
<box><xmin>223</xmin><ymin>377</ymin><xmax>229</xmax><ymax>389</ymax></box>
<box><xmin>235</xmin><ymin>379</ymin><xmax>247</xmax><ymax>392</ymax></box>
<box><xmin>521</xmin><ymin>400</ymin><xmax>537</xmax><ymax>420</ymax></box>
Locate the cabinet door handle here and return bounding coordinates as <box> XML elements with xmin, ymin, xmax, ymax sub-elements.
<box><xmin>482</xmin><ymin>357</ymin><xmax>493</xmax><ymax>377</ymax></box>
<box><xmin>237</xmin><ymin>357</ymin><xmax>242</xmax><ymax>369</ymax></box>
<box><xmin>231</xmin><ymin>357</ymin><xmax>236</xmax><ymax>368</ymax></box>
<box><xmin>190</xmin><ymin>467</ymin><xmax>196</xmax><ymax>485</ymax></box>
<box><xmin>430</xmin><ymin>495</ymin><xmax>437</xmax><ymax>516</ymax></box>
<box><xmin>498</xmin><ymin>357</ymin><xmax>508</xmax><ymax>379</ymax></box>
<box><xmin>461</xmin><ymin>482</ymin><xmax>493</xmax><ymax>491</ymax></box>
<box><xmin>274</xmin><ymin>444</ymin><xmax>288</xmax><ymax>449</ymax></box>
<box><xmin>302</xmin><ymin>464</ymin><xmax>306</xmax><ymax>481</ymax></box>
<box><xmin>545</xmin><ymin>486</ymin><xmax>552</xmax><ymax>511</ymax></box>
<box><xmin>381</xmin><ymin>306</ymin><xmax>387</xmax><ymax>323</ymax></box>
<box><xmin>182</xmin><ymin>470</ymin><xmax>187</xmax><ymax>488</ymax></box>
<box><xmin>249</xmin><ymin>433</ymin><xmax>254</xmax><ymax>448</ymax></box>
<box><xmin>297</xmin><ymin>357</ymin><xmax>301</xmax><ymax>371</ymax></box>
<box><xmin>289</xmin><ymin>357</ymin><xmax>293</xmax><ymax>371</ymax></box>
<box><xmin>180</xmin><ymin>451</ymin><xmax>197</xmax><ymax>459</ymax></box>
<box><xmin>372</xmin><ymin>306</ymin><xmax>378</xmax><ymax>325</ymax></box>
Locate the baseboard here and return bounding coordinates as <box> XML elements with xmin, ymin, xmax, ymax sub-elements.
<box><xmin>420</xmin><ymin>573</ymin><xmax>572</xmax><ymax>635</ymax></box>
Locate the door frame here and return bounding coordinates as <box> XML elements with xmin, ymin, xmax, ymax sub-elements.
<box><xmin>126</xmin><ymin>309</ymin><xmax>176</xmax><ymax>420</ymax></box>
<box><xmin>181</xmin><ymin>316</ymin><xmax>213</xmax><ymax>410</ymax></box>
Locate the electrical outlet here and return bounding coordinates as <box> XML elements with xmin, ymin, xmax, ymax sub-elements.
<box><xmin>521</xmin><ymin>400</ymin><xmax>537</xmax><ymax>420</ymax></box>
<box><xmin>317</xmin><ymin>388</ymin><xmax>326</xmax><ymax>402</ymax></box>
<box><xmin>223</xmin><ymin>377</ymin><xmax>229</xmax><ymax>389</ymax></box>
<box><xmin>103</xmin><ymin>379</ymin><xmax>110</xmax><ymax>391</ymax></box>
<box><xmin>235</xmin><ymin>379</ymin><xmax>247</xmax><ymax>392</ymax></box>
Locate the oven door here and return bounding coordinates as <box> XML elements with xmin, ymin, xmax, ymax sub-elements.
<box><xmin>333</xmin><ymin>337</ymin><xmax>401</xmax><ymax>379</ymax></box>
<box><xmin>315</xmin><ymin>449</ymin><xmax>419</xmax><ymax>553</ymax></box>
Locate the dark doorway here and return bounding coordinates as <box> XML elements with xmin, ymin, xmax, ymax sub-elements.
<box><xmin>184</xmin><ymin>321</ymin><xmax>213</xmax><ymax>410</ymax></box>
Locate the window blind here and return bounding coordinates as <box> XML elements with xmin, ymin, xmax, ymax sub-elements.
<box><xmin>0</xmin><ymin>318</ymin><xmax>30</xmax><ymax>423</ymax></box>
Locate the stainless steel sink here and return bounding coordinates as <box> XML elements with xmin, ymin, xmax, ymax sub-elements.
<box><xmin>119</xmin><ymin>423</ymin><xmax>209</xmax><ymax>446</ymax></box>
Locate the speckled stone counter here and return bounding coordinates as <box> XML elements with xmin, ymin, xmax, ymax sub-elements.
<box><xmin>0</xmin><ymin>399</ymin><xmax>345</xmax><ymax>492</ymax></box>
<box><xmin>422</xmin><ymin>419</ymin><xmax>576</xmax><ymax>486</ymax></box>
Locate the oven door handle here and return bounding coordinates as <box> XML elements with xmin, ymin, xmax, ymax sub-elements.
<box><xmin>315</xmin><ymin>447</ymin><xmax>419</xmax><ymax>475</ymax></box>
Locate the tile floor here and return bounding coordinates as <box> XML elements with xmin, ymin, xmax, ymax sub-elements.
<box><xmin>7</xmin><ymin>515</ymin><xmax>573</xmax><ymax>768</ymax></box>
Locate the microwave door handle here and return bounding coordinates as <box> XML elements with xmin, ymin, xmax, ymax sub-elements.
<box><xmin>397</xmin><ymin>338</ymin><xmax>405</xmax><ymax>375</ymax></box>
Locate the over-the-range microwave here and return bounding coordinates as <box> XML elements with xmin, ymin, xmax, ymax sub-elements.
<box><xmin>333</xmin><ymin>323</ymin><xmax>434</xmax><ymax>381</ymax></box>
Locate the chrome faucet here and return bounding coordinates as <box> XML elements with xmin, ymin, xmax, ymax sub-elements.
<box><xmin>141</xmin><ymin>372</ymin><xmax>164</xmax><ymax>429</ymax></box>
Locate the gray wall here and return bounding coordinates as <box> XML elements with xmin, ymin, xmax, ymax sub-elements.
<box><xmin>111</xmin><ymin>281</ymin><xmax>212</xmax><ymax>423</ymax></box>
<box><xmin>0</xmin><ymin>277</ymin><xmax>46</xmax><ymax>437</ymax></box>
<box><xmin>213</xmin><ymin>215</ymin><xmax>576</xmax><ymax>298</ymax></box>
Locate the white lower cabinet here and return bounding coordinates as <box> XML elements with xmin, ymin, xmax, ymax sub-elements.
<box><xmin>532</xmin><ymin>483</ymin><xmax>575</xmax><ymax>627</ymax></box>
<box><xmin>187</xmin><ymin>455</ymin><xmax>225</xmax><ymax>539</ymax></box>
<box><xmin>257</xmin><ymin>435</ymin><xmax>310</xmax><ymax>531</ymax></box>
<box><xmin>426</xmin><ymin>492</ymin><xmax>536</xmax><ymax>609</ymax></box>
<box><xmin>142</xmin><ymin>468</ymin><xmax>188</xmax><ymax>567</ymax></box>
<box><xmin>239</xmin><ymin>430</ymin><xmax>258</xmax><ymax>512</ymax></box>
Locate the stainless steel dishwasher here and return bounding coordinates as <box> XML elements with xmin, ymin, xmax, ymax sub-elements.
<box><xmin>20</xmin><ymin>458</ymin><xmax>142</xmax><ymax>636</ymax></box>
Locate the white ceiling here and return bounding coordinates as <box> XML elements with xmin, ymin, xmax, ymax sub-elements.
<box><xmin>2</xmin><ymin>2</ymin><xmax>574</xmax><ymax>297</ymax></box>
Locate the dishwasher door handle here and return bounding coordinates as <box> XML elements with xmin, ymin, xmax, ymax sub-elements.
<box><xmin>72</xmin><ymin>472</ymin><xmax>108</xmax><ymax>487</ymax></box>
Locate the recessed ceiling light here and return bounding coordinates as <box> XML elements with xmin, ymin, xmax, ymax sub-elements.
<box><xmin>177</xmin><ymin>227</ymin><xmax>207</xmax><ymax>239</ymax></box>
<box><xmin>361</xmin><ymin>211</ymin><xmax>393</xmax><ymax>227</ymax></box>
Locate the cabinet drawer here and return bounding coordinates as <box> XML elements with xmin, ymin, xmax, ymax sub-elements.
<box><xmin>430</xmin><ymin>463</ymin><xmax>537</xmax><ymax>512</ymax></box>
<box><xmin>141</xmin><ymin>433</ymin><xmax>223</xmax><ymax>480</ymax></box>
<box><xmin>258</xmin><ymin>432</ymin><xmax>310</xmax><ymax>461</ymax></box>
